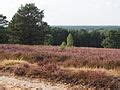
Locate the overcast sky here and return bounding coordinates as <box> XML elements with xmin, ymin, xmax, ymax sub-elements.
<box><xmin>0</xmin><ymin>0</ymin><xmax>120</xmax><ymax>25</ymax></box>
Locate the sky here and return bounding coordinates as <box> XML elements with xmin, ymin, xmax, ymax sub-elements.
<box><xmin>0</xmin><ymin>0</ymin><xmax>120</xmax><ymax>25</ymax></box>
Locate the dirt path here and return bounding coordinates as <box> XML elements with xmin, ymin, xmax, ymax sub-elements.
<box><xmin>0</xmin><ymin>76</ymin><xmax>67</xmax><ymax>90</ymax></box>
<box><xmin>0</xmin><ymin>74</ymin><xmax>119</xmax><ymax>90</ymax></box>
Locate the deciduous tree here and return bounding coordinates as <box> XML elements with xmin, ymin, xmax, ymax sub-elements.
<box><xmin>67</xmin><ymin>33</ymin><xmax>74</xmax><ymax>47</ymax></box>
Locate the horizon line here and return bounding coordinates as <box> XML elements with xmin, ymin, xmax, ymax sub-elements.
<box><xmin>51</xmin><ymin>25</ymin><xmax>120</xmax><ymax>26</ymax></box>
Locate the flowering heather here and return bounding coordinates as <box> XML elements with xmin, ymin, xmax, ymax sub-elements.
<box><xmin>0</xmin><ymin>44</ymin><xmax>120</xmax><ymax>61</ymax></box>
<box><xmin>0</xmin><ymin>44</ymin><xmax>119</xmax><ymax>88</ymax></box>
<box><xmin>0</xmin><ymin>44</ymin><xmax>119</xmax><ymax>69</ymax></box>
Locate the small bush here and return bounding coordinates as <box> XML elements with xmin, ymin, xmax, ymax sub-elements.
<box><xmin>23</xmin><ymin>63</ymin><xmax>30</xmax><ymax>68</ymax></box>
<box><xmin>57</xmin><ymin>56</ymin><xmax>67</xmax><ymax>62</ymax></box>
<box><xmin>60</xmin><ymin>42</ymin><xmax>66</xmax><ymax>50</ymax></box>
<box><xmin>32</xmin><ymin>55</ymin><xmax>44</xmax><ymax>62</ymax></box>
<box><xmin>14</xmin><ymin>67</ymin><xmax>26</xmax><ymax>76</ymax></box>
<box><xmin>2</xmin><ymin>66</ymin><xmax>14</xmax><ymax>72</ymax></box>
<box><xmin>28</xmin><ymin>67</ymin><xmax>41</xmax><ymax>77</ymax></box>
<box><xmin>0</xmin><ymin>65</ymin><xmax>4</xmax><ymax>70</ymax></box>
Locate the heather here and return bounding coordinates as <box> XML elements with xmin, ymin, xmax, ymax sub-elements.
<box><xmin>0</xmin><ymin>44</ymin><xmax>119</xmax><ymax>89</ymax></box>
<box><xmin>0</xmin><ymin>62</ymin><xmax>119</xmax><ymax>88</ymax></box>
<box><xmin>0</xmin><ymin>44</ymin><xmax>119</xmax><ymax>69</ymax></box>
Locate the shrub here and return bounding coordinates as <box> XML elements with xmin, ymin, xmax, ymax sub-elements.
<box><xmin>2</xmin><ymin>66</ymin><xmax>14</xmax><ymax>72</ymax></box>
<box><xmin>60</xmin><ymin>42</ymin><xmax>66</xmax><ymax>50</ymax></box>
<box><xmin>23</xmin><ymin>63</ymin><xmax>30</xmax><ymax>68</ymax></box>
<box><xmin>31</xmin><ymin>55</ymin><xmax>44</xmax><ymax>62</ymax></box>
<box><xmin>57</xmin><ymin>56</ymin><xmax>67</xmax><ymax>62</ymax></box>
<box><xmin>14</xmin><ymin>67</ymin><xmax>26</xmax><ymax>76</ymax></box>
<box><xmin>0</xmin><ymin>65</ymin><xmax>4</xmax><ymax>70</ymax></box>
<box><xmin>28</xmin><ymin>67</ymin><xmax>42</xmax><ymax>77</ymax></box>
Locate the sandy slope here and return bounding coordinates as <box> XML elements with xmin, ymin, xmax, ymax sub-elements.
<box><xmin>0</xmin><ymin>76</ymin><xmax>67</xmax><ymax>90</ymax></box>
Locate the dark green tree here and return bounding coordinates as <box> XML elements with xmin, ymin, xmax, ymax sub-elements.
<box><xmin>102</xmin><ymin>30</ymin><xmax>120</xmax><ymax>48</ymax></box>
<box><xmin>79</xmin><ymin>29</ymin><xmax>90</xmax><ymax>47</ymax></box>
<box><xmin>71</xmin><ymin>29</ymin><xmax>90</xmax><ymax>47</ymax></box>
<box><xmin>50</xmin><ymin>27</ymin><xmax>69</xmax><ymax>45</ymax></box>
<box><xmin>8</xmin><ymin>3</ymin><xmax>49</xmax><ymax>44</ymax></box>
<box><xmin>89</xmin><ymin>30</ymin><xmax>103</xmax><ymax>47</ymax></box>
<box><xmin>0</xmin><ymin>14</ymin><xmax>9</xmax><ymax>43</ymax></box>
<box><xmin>44</xmin><ymin>34</ymin><xmax>53</xmax><ymax>45</ymax></box>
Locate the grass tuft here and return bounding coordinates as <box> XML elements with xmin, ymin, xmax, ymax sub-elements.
<box><xmin>1</xmin><ymin>59</ymin><xmax>28</xmax><ymax>66</ymax></box>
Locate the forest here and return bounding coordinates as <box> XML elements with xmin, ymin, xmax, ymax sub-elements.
<box><xmin>0</xmin><ymin>3</ymin><xmax>120</xmax><ymax>49</ymax></box>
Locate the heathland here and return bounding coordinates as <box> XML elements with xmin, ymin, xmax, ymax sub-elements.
<box><xmin>0</xmin><ymin>3</ymin><xmax>120</xmax><ymax>89</ymax></box>
<box><xmin>0</xmin><ymin>44</ymin><xmax>119</xmax><ymax>89</ymax></box>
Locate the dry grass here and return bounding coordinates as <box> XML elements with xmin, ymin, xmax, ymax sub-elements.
<box><xmin>61</xmin><ymin>67</ymin><xmax>120</xmax><ymax>77</ymax></box>
<box><xmin>1</xmin><ymin>59</ymin><xmax>29</xmax><ymax>66</ymax></box>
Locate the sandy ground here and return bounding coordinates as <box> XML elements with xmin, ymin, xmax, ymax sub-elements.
<box><xmin>0</xmin><ymin>75</ymin><xmax>118</xmax><ymax>90</ymax></box>
<box><xmin>0</xmin><ymin>76</ymin><xmax>68</xmax><ymax>90</ymax></box>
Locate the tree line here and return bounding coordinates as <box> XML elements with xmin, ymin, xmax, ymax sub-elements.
<box><xmin>0</xmin><ymin>3</ymin><xmax>120</xmax><ymax>48</ymax></box>
<box><xmin>49</xmin><ymin>27</ymin><xmax>120</xmax><ymax>48</ymax></box>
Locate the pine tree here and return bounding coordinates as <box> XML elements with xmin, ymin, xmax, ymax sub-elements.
<box><xmin>8</xmin><ymin>3</ymin><xmax>49</xmax><ymax>44</ymax></box>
